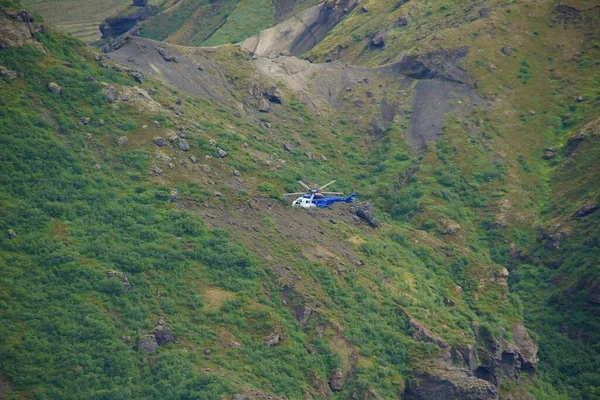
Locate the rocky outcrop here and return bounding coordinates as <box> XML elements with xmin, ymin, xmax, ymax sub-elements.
<box><xmin>472</xmin><ymin>324</ymin><xmax>538</xmax><ymax>386</ymax></box>
<box><xmin>0</xmin><ymin>66</ymin><xmax>18</xmax><ymax>79</ymax></box>
<box><xmin>240</xmin><ymin>0</ymin><xmax>357</xmax><ymax>58</ymax></box>
<box><xmin>353</xmin><ymin>202</ymin><xmax>380</xmax><ymax>228</ymax></box>
<box><xmin>404</xmin><ymin>366</ymin><xmax>498</xmax><ymax>400</ymax></box>
<box><xmin>100</xmin><ymin>6</ymin><xmax>153</xmax><ymax>39</ymax></box>
<box><xmin>573</xmin><ymin>203</ymin><xmax>599</xmax><ymax>219</ymax></box>
<box><xmin>390</xmin><ymin>47</ymin><xmax>470</xmax><ymax>84</ymax></box>
<box><xmin>106</xmin><ymin>271</ymin><xmax>131</xmax><ymax>289</ymax></box>
<box><xmin>139</xmin><ymin>334</ymin><xmax>158</xmax><ymax>354</ymax></box>
<box><xmin>0</xmin><ymin>8</ymin><xmax>46</xmax><ymax>50</ymax></box>
<box><xmin>154</xmin><ymin>329</ymin><xmax>174</xmax><ymax>346</ymax></box>
<box><xmin>328</xmin><ymin>368</ymin><xmax>344</xmax><ymax>391</ymax></box>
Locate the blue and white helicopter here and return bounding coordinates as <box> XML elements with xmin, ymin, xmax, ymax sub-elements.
<box><xmin>284</xmin><ymin>180</ymin><xmax>356</xmax><ymax>209</ymax></box>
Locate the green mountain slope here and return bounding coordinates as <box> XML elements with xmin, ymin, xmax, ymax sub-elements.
<box><xmin>1</xmin><ymin>0</ymin><xmax>599</xmax><ymax>399</ymax></box>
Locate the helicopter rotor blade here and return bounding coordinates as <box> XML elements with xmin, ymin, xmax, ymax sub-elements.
<box><xmin>321</xmin><ymin>192</ymin><xmax>343</xmax><ymax>195</ymax></box>
<box><xmin>319</xmin><ymin>180</ymin><xmax>336</xmax><ymax>190</ymax></box>
<box><xmin>298</xmin><ymin>180</ymin><xmax>312</xmax><ymax>191</ymax></box>
<box><xmin>284</xmin><ymin>192</ymin><xmax>306</xmax><ymax>196</ymax></box>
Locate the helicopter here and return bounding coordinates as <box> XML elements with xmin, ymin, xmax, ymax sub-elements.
<box><xmin>284</xmin><ymin>180</ymin><xmax>356</xmax><ymax>209</ymax></box>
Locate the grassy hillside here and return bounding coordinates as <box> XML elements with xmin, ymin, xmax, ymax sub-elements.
<box><xmin>1</xmin><ymin>0</ymin><xmax>600</xmax><ymax>399</ymax></box>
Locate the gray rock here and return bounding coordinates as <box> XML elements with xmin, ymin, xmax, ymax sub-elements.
<box><xmin>129</xmin><ymin>71</ymin><xmax>144</xmax><ymax>83</ymax></box>
<box><xmin>370</xmin><ymin>32</ymin><xmax>386</xmax><ymax>47</ymax></box>
<box><xmin>265</xmin><ymin>332</ymin><xmax>280</xmax><ymax>347</ymax></box>
<box><xmin>106</xmin><ymin>271</ymin><xmax>131</xmax><ymax>289</ymax></box>
<box><xmin>153</xmin><ymin>137</ymin><xmax>166</xmax><ymax>147</ymax></box>
<box><xmin>80</xmin><ymin>117</ymin><xmax>91</xmax><ymax>125</ymax></box>
<box><xmin>512</xmin><ymin>322</ymin><xmax>538</xmax><ymax>372</ymax></box>
<box><xmin>189</xmin><ymin>156</ymin><xmax>197</xmax><ymax>163</ymax></box>
<box><xmin>47</xmin><ymin>82</ymin><xmax>62</xmax><ymax>94</ymax></box>
<box><xmin>543</xmin><ymin>148</ymin><xmax>556</xmax><ymax>160</ymax></box>
<box><xmin>283</xmin><ymin>143</ymin><xmax>292</xmax><ymax>152</ymax></box>
<box><xmin>394</xmin><ymin>15</ymin><xmax>410</xmax><ymax>27</ymax></box>
<box><xmin>573</xmin><ymin>204</ymin><xmax>599</xmax><ymax>219</ymax></box>
<box><xmin>353</xmin><ymin>202</ymin><xmax>380</xmax><ymax>228</ymax></box>
<box><xmin>265</xmin><ymin>86</ymin><xmax>283</xmax><ymax>104</ymax></box>
<box><xmin>0</xmin><ymin>66</ymin><xmax>18</xmax><ymax>79</ymax></box>
<box><xmin>170</xmin><ymin>189</ymin><xmax>182</xmax><ymax>202</ymax></box>
<box><xmin>404</xmin><ymin>369</ymin><xmax>498</xmax><ymax>400</ymax></box>
<box><xmin>97</xmin><ymin>119</ymin><xmax>105</xmax><ymax>127</ymax></box>
<box><xmin>154</xmin><ymin>329</ymin><xmax>174</xmax><ymax>346</ymax></box>
<box><xmin>258</xmin><ymin>97</ymin><xmax>270</xmax><ymax>112</ymax></box>
<box><xmin>172</xmin><ymin>104</ymin><xmax>185</xmax><ymax>116</ymax></box>
<box><xmin>7</xmin><ymin>229</ymin><xmax>17</xmax><ymax>239</ymax></box>
<box><xmin>361</xmin><ymin>5</ymin><xmax>369</xmax><ymax>12</ymax></box>
<box><xmin>178</xmin><ymin>138</ymin><xmax>190</xmax><ymax>151</ymax></box>
<box><xmin>232</xmin><ymin>170</ymin><xmax>241</xmax><ymax>177</ymax></box>
<box><xmin>501</xmin><ymin>46</ymin><xmax>512</xmax><ymax>55</ymax></box>
<box><xmin>329</xmin><ymin>369</ymin><xmax>344</xmax><ymax>391</ymax></box>
<box><xmin>116</xmin><ymin>136</ymin><xmax>128</xmax><ymax>147</ymax></box>
<box><xmin>152</xmin><ymin>165</ymin><xmax>163</xmax><ymax>175</ymax></box>
<box><xmin>102</xmin><ymin>85</ymin><xmax>118</xmax><ymax>103</ymax></box>
<box><xmin>139</xmin><ymin>334</ymin><xmax>158</xmax><ymax>354</ymax></box>
<box><xmin>329</xmin><ymin>218</ymin><xmax>337</xmax><ymax>224</ymax></box>
<box><xmin>217</xmin><ymin>148</ymin><xmax>228</xmax><ymax>158</ymax></box>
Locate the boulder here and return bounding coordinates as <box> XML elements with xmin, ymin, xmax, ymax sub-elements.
<box><xmin>178</xmin><ymin>138</ymin><xmax>190</xmax><ymax>151</ymax></box>
<box><xmin>139</xmin><ymin>334</ymin><xmax>158</xmax><ymax>354</ymax></box>
<box><xmin>154</xmin><ymin>329</ymin><xmax>174</xmax><ymax>346</ymax></box>
<box><xmin>542</xmin><ymin>148</ymin><xmax>556</xmax><ymax>160</ymax></box>
<box><xmin>370</xmin><ymin>32</ymin><xmax>386</xmax><ymax>47</ymax></box>
<box><xmin>394</xmin><ymin>15</ymin><xmax>410</xmax><ymax>27</ymax></box>
<box><xmin>106</xmin><ymin>271</ymin><xmax>131</xmax><ymax>289</ymax></box>
<box><xmin>116</xmin><ymin>136</ymin><xmax>128</xmax><ymax>147</ymax></box>
<box><xmin>217</xmin><ymin>148</ymin><xmax>228</xmax><ymax>158</ymax></box>
<box><xmin>7</xmin><ymin>229</ymin><xmax>17</xmax><ymax>239</ymax></box>
<box><xmin>0</xmin><ymin>66</ymin><xmax>18</xmax><ymax>79</ymax></box>
<box><xmin>129</xmin><ymin>71</ymin><xmax>144</xmax><ymax>84</ymax></box>
<box><xmin>328</xmin><ymin>369</ymin><xmax>344</xmax><ymax>391</ymax></box>
<box><xmin>353</xmin><ymin>202</ymin><xmax>380</xmax><ymax>228</ymax></box>
<box><xmin>153</xmin><ymin>137</ymin><xmax>166</xmax><ymax>147</ymax></box>
<box><xmin>501</xmin><ymin>46</ymin><xmax>512</xmax><ymax>55</ymax></box>
<box><xmin>265</xmin><ymin>86</ymin><xmax>283</xmax><ymax>104</ymax></box>
<box><xmin>102</xmin><ymin>85</ymin><xmax>118</xmax><ymax>103</ymax></box>
<box><xmin>265</xmin><ymin>332</ymin><xmax>280</xmax><ymax>347</ymax></box>
<box><xmin>258</xmin><ymin>98</ymin><xmax>270</xmax><ymax>112</ymax></box>
<box><xmin>47</xmin><ymin>82</ymin><xmax>62</xmax><ymax>94</ymax></box>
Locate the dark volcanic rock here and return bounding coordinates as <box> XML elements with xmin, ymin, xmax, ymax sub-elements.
<box><xmin>551</xmin><ymin>5</ymin><xmax>583</xmax><ymax>27</ymax></box>
<box><xmin>100</xmin><ymin>6</ymin><xmax>153</xmax><ymax>39</ymax></box>
<box><xmin>153</xmin><ymin>137</ymin><xmax>166</xmax><ymax>147</ymax></box>
<box><xmin>392</xmin><ymin>47</ymin><xmax>469</xmax><ymax>84</ymax></box>
<box><xmin>154</xmin><ymin>329</ymin><xmax>174</xmax><ymax>346</ymax></box>
<box><xmin>404</xmin><ymin>368</ymin><xmax>498</xmax><ymax>400</ymax></box>
<box><xmin>353</xmin><ymin>202</ymin><xmax>380</xmax><ymax>228</ymax></box>
<box><xmin>370</xmin><ymin>32</ymin><xmax>386</xmax><ymax>47</ymax></box>
<box><xmin>573</xmin><ymin>204</ymin><xmax>599</xmax><ymax>219</ymax></box>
